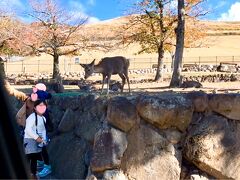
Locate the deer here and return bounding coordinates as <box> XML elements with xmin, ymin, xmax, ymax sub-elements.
<box><xmin>80</xmin><ymin>56</ymin><xmax>130</xmax><ymax>94</ymax></box>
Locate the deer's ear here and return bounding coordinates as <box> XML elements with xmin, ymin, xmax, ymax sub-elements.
<box><xmin>90</xmin><ymin>59</ymin><xmax>95</xmax><ymax>65</ymax></box>
<box><xmin>80</xmin><ymin>64</ymin><xmax>86</xmax><ymax>68</ymax></box>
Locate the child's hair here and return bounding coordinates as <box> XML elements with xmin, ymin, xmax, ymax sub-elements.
<box><xmin>34</xmin><ymin>99</ymin><xmax>47</xmax><ymax>107</ymax></box>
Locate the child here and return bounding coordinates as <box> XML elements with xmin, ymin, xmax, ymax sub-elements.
<box><xmin>30</xmin><ymin>83</ymin><xmax>52</xmax><ymax>177</ymax></box>
<box><xmin>24</xmin><ymin>100</ymin><xmax>48</xmax><ymax>179</ymax></box>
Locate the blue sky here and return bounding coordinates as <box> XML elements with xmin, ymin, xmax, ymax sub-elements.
<box><xmin>1</xmin><ymin>0</ymin><xmax>240</xmax><ymax>23</ymax></box>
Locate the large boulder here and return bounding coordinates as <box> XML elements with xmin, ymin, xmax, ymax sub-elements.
<box><xmin>137</xmin><ymin>94</ymin><xmax>193</xmax><ymax>132</ymax></box>
<box><xmin>48</xmin><ymin>105</ymin><xmax>65</xmax><ymax>131</ymax></box>
<box><xmin>74</xmin><ymin>112</ymin><xmax>104</xmax><ymax>143</ymax></box>
<box><xmin>74</xmin><ymin>97</ymin><xmax>107</xmax><ymax>143</ymax></box>
<box><xmin>50</xmin><ymin>95</ymin><xmax>82</xmax><ymax>110</ymax></box>
<box><xmin>180</xmin><ymin>159</ymin><xmax>215</xmax><ymax>180</ymax></box>
<box><xmin>209</xmin><ymin>94</ymin><xmax>240</xmax><ymax>120</ymax></box>
<box><xmin>90</xmin><ymin>128</ymin><xmax>128</xmax><ymax>172</ymax></box>
<box><xmin>50</xmin><ymin>94</ymin><xmax>99</xmax><ymax>111</ymax></box>
<box><xmin>184</xmin><ymin>114</ymin><xmax>240</xmax><ymax>179</ymax></box>
<box><xmin>48</xmin><ymin>132</ymin><xmax>89</xmax><ymax>179</ymax></box>
<box><xmin>58</xmin><ymin>108</ymin><xmax>77</xmax><ymax>133</ymax></box>
<box><xmin>187</xmin><ymin>91</ymin><xmax>209</xmax><ymax>112</ymax></box>
<box><xmin>107</xmin><ymin>96</ymin><xmax>138</xmax><ymax>132</ymax></box>
<box><xmin>121</xmin><ymin>125</ymin><xmax>182</xmax><ymax>180</ymax></box>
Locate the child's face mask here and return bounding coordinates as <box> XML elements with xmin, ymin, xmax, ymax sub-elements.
<box><xmin>35</xmin><ymin>103</ymin><xmax>46</xmax><ymax>115</ymax></box>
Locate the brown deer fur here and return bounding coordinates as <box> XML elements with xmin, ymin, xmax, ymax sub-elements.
<box><xmin>80</xmin><ymin>56</ymin><xmax>130</xmax><ymax>94</ymax></box>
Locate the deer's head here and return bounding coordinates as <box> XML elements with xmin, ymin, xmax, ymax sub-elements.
<box><xmin>80</xmin><ymin>59</ymin><xmax>95</xmax><ymax>79</ymax></box>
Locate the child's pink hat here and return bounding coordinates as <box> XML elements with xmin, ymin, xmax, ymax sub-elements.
<box><xmin>35</xmin><ymin>83</ymin><xmax>46</xmax><ymax>91</ymax></box>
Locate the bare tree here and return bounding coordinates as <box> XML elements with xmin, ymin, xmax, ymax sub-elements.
<box><xmin>0</xmin><ymin>13</ymin><xmax>22</xmax><ymax>56</ymax></box>
<box><xmin>20</xmin><ymin>0</ymin><xmax>88</xmax><ymax>79</ymax></box>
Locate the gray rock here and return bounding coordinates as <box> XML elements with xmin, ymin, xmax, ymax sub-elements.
<box><xmin>187</xmin><ymin>91</ymin><xmax>209</xmax><ymax>112</ymax></box>
<box><xmin>74</xmin><ymin>112</ymin><xmax>104</xmax><ymax>143</ymax></box>
<box><xmin>107</xmin><ymin>96</ymin><xmax>138</xmax><ymax>132</ymax></box>
<box><xmin>137</xmin><ymin>94</ymin><xmax>193</xmax><ymax>132</ymax></box>
<box><xmin>184</xmin><ymin>114</ymin><xmax>240</xmax><ymax>179</ymax></box>
<box><xmin>164</xmin><ymin>129</ymin><xmax>182</xmax><ymax>144</ymax></box>
<box><xmin>90</xmin><ymin>128</ymin><xmax>128</xmax><ymax>172</ymax></box>
<box><xmin>121</xmin><ymin>125</ymin><xmax>182</xmax><ymax>180</ymax></box>
<box><xmin>58</xmin><ymin>108</ymin><xmax>77</xmax><ymax>133</ymax></box>
<box><xmin>209</xmin><ymin>94</ymin><xmax>240</xmax><ymax>120</ymax></box>
<box><xmin>48</xmin><ymin>132</ymin><xmax>89</xmax><ymax>179</ymax></box>
<box><xmin>48</xmin><ymin>105</ymin><xmax>65</xmax><ymax>130</ymax></box>
<box><xmin>103</xmin><ymin>170</ymin><xmax>128</xmax><ymax>180</ymax></box>
<box><xmin>74</xmin><ymin>97</ymin><xmax>107</xmax><ymax>143</ymax></box>
<box><xmin>50</xmin><ymin>95</ymin><xmax>82</xmax><ymax>110</ymax></box>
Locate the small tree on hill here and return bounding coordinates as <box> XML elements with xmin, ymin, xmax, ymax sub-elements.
<box><xmin>122</xmin><ymin>0</ymin><xmax>207</xmax><ymax>82</ymax></box>
<box><xmin>123</xmin><ymin>0</ymin><xmax>177</xmax><ymax>81</ymax></box>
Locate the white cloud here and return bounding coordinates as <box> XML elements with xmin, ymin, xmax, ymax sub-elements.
<box><xmin>87</xmin><ymin>0</ymin><xmax>95</xmax><ymax>6</ymax></box>
<box><xmin>68</xmin><ymin>0</ymin><xmax>100</xmax><ymax>24</ymax></box>
<box><xmin>87</xmin><ymin>16</ymin><xmax>100</xmax><ymax>24</ymax></box>
<box><xmin>218</xmin><ymin>2</ymin><xmax>240</xmax><ymax>21</ymax></box>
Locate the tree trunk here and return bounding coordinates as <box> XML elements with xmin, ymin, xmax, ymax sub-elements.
<box><xmin>0</xmin><ymin>57</ymin><xmax>6</xmax><ymax>80</ymax></box>
<box><xmin>169</xmin><ymin>0</ymin><xmax>185</xmax><ymax>87</ymax></box>
<box><xmin>154</xmin><ymin>44</ymin><xmax>164</xmax><ymax>81</ymax></box>
<box><xmin>52</xmin><ymin>53</ymin><xmax>60</xmax><ymax>79</ymax></box>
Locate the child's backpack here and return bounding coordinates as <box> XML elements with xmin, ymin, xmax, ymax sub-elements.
<box><xmin>16</xmin><ymin>102</ymin><xmax>27</xmax><ymax>127</ymax></box>
<box><xmin>16</xmin><ymin>97</ymin><xmax>34</xmax><ymax>127</ymax></box>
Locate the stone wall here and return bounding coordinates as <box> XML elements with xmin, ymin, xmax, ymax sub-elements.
<box><xmin>25</xmin><ymin>92</ymin><xmax>240</xmax><ymax>179</ymax></box>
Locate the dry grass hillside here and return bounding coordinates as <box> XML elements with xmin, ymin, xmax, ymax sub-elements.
<box><xmin>4</xmin><ymin>16</ymin><xmax>240</xmax><ymax>74</ymax></box>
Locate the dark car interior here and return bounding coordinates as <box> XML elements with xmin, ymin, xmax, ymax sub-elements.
<box><xmin>0</xmin><ymin>73</ymin><xmax>30</xmax><ymax>179</ymax></box>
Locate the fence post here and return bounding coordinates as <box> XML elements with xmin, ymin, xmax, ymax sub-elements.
<box><xmin>215</xmin><ymin>56</ymin><xmax>218</xmax><ymax>66</ymax></box>
<box><xmin>134</xmin><ymin>58</ymin><xmax>136</xmax><ymax>69</ymax></box>
<box><xmin>22</xmin><ymin>60</ymin><xmax>24</xmax><ymax>73</ymax></box>
<box><xmin>150</xmin><ymin>58</ymin><xmax>152</xmax><ymax>69</ymax></box>
<box><xmin>233</xmin><ymin>56</ymin><xmax>234</xmax><ymax>62</ymax></box>
<box><xmin>38</xmin><ymin>59</ymin><xmax>40</xmax><ymax>74</ymax></box>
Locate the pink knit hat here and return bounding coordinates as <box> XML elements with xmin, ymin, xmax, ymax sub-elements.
<box><xmin>35</xmin><ymin>83</ymin><xmax>46</xmax><ymax>91</ymax></box>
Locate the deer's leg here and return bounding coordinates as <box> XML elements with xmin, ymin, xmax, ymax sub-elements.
<box><xmin>124</xmin><ymin>71</ymin><xmax>131</xmax><ymax>93</ymax></box>
<box><xmin>106</xmin><ymin>74</ymin><xmax>111</xmax><ymax>95</ymax></box>
<box><xmin>101</xmin><ymin>75</ymin><xmax>106</xmax><ymax>94</ymax></box>
<box><xmin>119</xmin><ymin>73</ymin><xmax>126</xmax><ymax>93</ymax></box>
